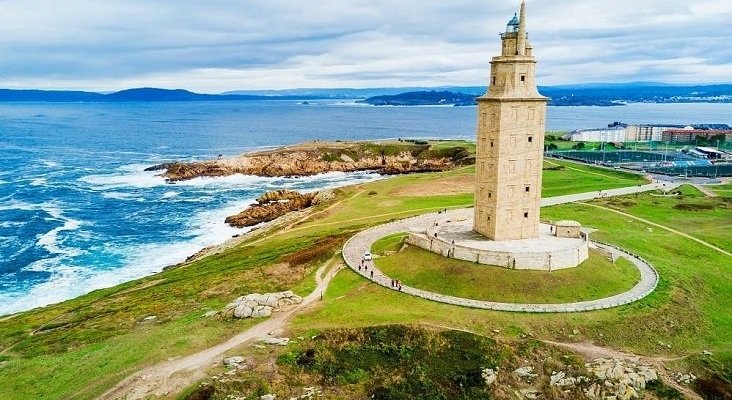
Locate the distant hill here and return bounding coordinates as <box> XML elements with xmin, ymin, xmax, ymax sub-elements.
<box><xmin>224</xmin><ymin>86</ymin><xmax>486</xmax><ymax>99</ymax></box>
<box><xmin>0</xmin><ymin>88</ymin><xmax>319</xmax><ymax>102</ymax></box>
<box><xmin>0</xmin><ymin>89</ymin><xmax>105</xmax><ymax>102</ymax></box>
<box><xmin>356</xmin><ymin>91</ymin><xmax>478</xmax><ymax>106</ymax></box>
<box><xmin>354</xmin><ymin>84</ymin><xmax>732</xmax><ymax>107</ymax></box>
<box><xmin>1</xmin><ymin>84</ymin><xmax>731</xmax><ymax>105</ymax></box>
<box><xmin>540</xmin><ymin>84</ymin><xmax>732</xmax><ymax>106</ymax></box>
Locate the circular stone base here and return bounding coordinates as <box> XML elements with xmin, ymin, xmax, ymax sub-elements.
<box><xmin>406</xmin><ymin>214</ymin><xmax>589</xmax><ymax>270</ymax></box>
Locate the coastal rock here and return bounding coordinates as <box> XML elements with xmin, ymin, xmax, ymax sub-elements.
<box><xmin>225</xmin><ymin>190</ymin><xmax>316</xmax><ymax>228</ymax></box>
<box><xmin>222</xmin><ymin>290</ymin><xmax>303</xmax><ymax>319</ymax></box>
<box><xmin>481</xmin><ymin>368</ymin><xmax>498</xmax><ymax>386</ymax></box>
<box><xmin>152</xmin><ymin>141</ymin><xmax>473</xmax><ymax>182</ymax></box>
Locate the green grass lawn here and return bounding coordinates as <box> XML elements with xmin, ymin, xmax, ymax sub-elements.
<box><xmin>290</xmin><ymin>186</ymin><xmax>731</xmax><ymax>368</ymax></box>
<box><xmin>371</xmin><ymin>235</ymin><xmax>640</xmax><ymax>303</ymax></box>
<box><xmin>709</xmin><ymin>183</ymin><xmax>732</xmax><ymax>197</ymax></box>
<box><xmin>591</xmin><ymin>185</ymin><xmax>732</xmax><ymax>251</ymax></box>
<box><xmin>542</xmin><ymin>159</ymin><xmax>647</xmax><ymax>197</ymax></box>
<box><xmin>0</xmin><ymin>158</ymin><xmax>686</xmax><ymax>400</ymax></box>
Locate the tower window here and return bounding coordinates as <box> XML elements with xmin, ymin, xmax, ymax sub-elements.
<box><xmin>528</xmin><ymin>136</ymin><xmax>533</xmax><ymax>143</ymax></box>
<box><xmin>525</xmin><ymin>186</ymin><xmax>530</xmax><ymax>192</ymax></box>
<box><xmin>520</xmin><ymin>75</ymin><xmax>526</xmax><ymax>82</ymax></box>
<box><xmin>492</xmin><ymin>76</ymin><xmax>496</xmax><ymax>85</ymax></box>
<box><xmin>524</xmin><ymin>212</ymin><xmax>529</xmax><ymax>218</ymax></box>
<box><xmin>488</xmin><ymin>192</ymin><xmax>492</xmax><ymax>198</ymax></box>
<box><xmin>490</xmin><ymin>141</ymin><xmax>494</xmax><ymax>147</ymax></box>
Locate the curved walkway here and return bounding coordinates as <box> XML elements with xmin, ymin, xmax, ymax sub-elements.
<box><xmin>342</xmin><ymin>209</ymin><xmax>659</xmax><ymax>313</ymax></box>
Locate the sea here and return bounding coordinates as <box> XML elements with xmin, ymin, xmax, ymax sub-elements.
<box><xmin>1</xmin><ymin>100</ymin><xmax>731</xmax><ymax>315</ymax></box>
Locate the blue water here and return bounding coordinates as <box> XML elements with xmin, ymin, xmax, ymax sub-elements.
<box><xmin>1</xmin><ymin>100</ymin><xmax>731</xmax><ymax>315</ymax></box>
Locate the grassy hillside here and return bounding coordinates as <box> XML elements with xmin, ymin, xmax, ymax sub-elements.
<box><xmin>1</xmin><ymin>154</ymin><xmax>728</xmax><ymax>399</ymax></box>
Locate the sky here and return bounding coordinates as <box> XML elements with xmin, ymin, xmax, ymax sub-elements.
<box><xmin>0</xmin><ymin>0</ymin><xmax>731</xmax><ymax>93</ymax></box>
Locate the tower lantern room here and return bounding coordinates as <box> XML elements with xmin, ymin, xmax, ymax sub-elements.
<box><xmin>506</xmin><ymin>13</ymin><xmax>520</xmax><ymax>33</ymax></box>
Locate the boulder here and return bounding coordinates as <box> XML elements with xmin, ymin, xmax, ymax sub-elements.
<box><xmin>261</xmin><ymin>337</ymin><xmax>290</xmax><ymax>346</ymax></box>
<box><xmin>222</xmin><ymin>290</ymin><xmax>303</xmax><ymax>319</ymax></box>
<box><xmin>251</xmin><ymin>306</ymin><xmax>273</xmax><ymax>318</ymax></box>
<box><xmin>233</xmin><ymin>305</ymin><xmax>253</xmax><ymax>318</ymax></box>
<box><xmin>481</xmin><ymin>368</ymin><xmax>498</xmax><ymax>386</ymax></box>
<box><xmin>515</xmin><ymin>366</ymin><xmax>537</xmax><ymax>379</ymax></box>
<box><xmin>223</xmin><ymin>356</ymin><xmax>245</xmax><ymax>368</ymax></box>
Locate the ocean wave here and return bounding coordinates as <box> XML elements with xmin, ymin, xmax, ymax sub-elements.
<box><xmin>102</xmin><ymin>191</ymin><xmax>143</xmax><ymax>201</ymax></box>
<box><xmin>0</xmin><ymin>199</ymin><xmax>253</xmax><ymax>316</ymax></box>
<box><xmin>40</xmin><ymin>160</ymin><xmax>59</xmax><ymax>168</ymax></box>
<box><xmin>0</xmin><ymin>170</ymin><xmax>382</xmax><ymax>316</ymax></box>
<box><xmin>29</xmin><ymin>177</ymin><xmax>48</xmax><ymax>186</ymax></box>
<box><xmin>0</xmin><ymin>200</ymin><xmax>84</xmax><ymax>258</ymax></box>
<box><xmin>37</xmin><ymin>204</ymin><xmax>83</xmax><ymax>257</ymax></box>
<box><xmin>79</xmin><ymin>169</ymin><xmax>166</xmax><ymax>189</ymax></box>
<box><xmin>0</xmin><ymin>221</ymin><xmax>25</xmax><ymax>228</ymax></box>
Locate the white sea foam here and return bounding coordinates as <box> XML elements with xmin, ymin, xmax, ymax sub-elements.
<box><xmin>102</xmin><ymin>191</ymin><xmax>140</xmax><ymax>201</ymax></box>
<box><xmin>0</xmin><ymin>198</ymin><xmax>253</xmax><ymax>315</ymax></box>
<box><xmin>0</xmin><ymin>170</ymin><xmax>383</xmax><ymax>316</ymax></box>
<box><xmin>162</xmin><ymin>191</ymin><xmax>179</xmax><ymax>199</ymax></box>
<box><xmin>37</xmin><ymin>203</ymin><xmax>83</xmax><ymax>257</ymax></box>
<box><xmin>0</xmin><ymin>200</ymin><xmax>83</xmax><ymax>259</ymax></box>
<box><xmin>30</xmin><ymin>177</ymin><xmax>48</xmax><ymax>186</ymax></box>
<box><xmin>79</xmin><ymin>169</ymin><xmax>166</xmax><ymax>190</ymax></box>
<box><xmin>40</xmin><ymin>160</ymin><xmax>59</xmax><ymax>168</ymax></box>
<box><xmin>0</xmin><ymin>221</ymin><xmax>25</xmax><ymax>228</ymax></box>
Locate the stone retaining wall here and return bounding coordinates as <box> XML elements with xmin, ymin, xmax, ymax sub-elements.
<box><xmin>406</xmin><ymin>232</ymin><xmax>588</xmax><ymax>270</ymax></box>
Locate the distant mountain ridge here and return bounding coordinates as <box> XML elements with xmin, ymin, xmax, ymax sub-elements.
<box><xmin>1</xmin><ymin>84</ymin><xmax>731</xmax><ymax>105</ymax></box>
<box><xmin>356</xmin><ymin>84</ymin><xmax>732</xmax><ymax>107</ymax></box>
<box><xmin>0</xmin><ymin>87</ymin><xmax>318</xmax><ymax>102</ymax></box>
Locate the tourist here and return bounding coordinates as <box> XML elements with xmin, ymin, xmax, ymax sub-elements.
<box><xmin>358</xmin><ymin>264</ymin><xmax>362</xmax><ymax>271</ymax></box>
<box><xmin>370</xmin><ymin>270</ymin><xmax>374</xmax><ymax>279</ymax></box>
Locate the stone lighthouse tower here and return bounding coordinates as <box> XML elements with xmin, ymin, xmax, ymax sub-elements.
<box><xmin>473</xmin><ymin>1</ymin><xmax>548</xmax><ymax>241</ymax></box>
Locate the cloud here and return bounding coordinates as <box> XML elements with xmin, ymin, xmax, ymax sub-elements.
<box><xmin>0</xmin><ymin>0</ymin><xmax>730</xmax><ymax>91</ymax></box>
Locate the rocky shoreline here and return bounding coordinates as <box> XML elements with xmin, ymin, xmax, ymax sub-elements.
<box><xmin>145</xmin><ymin>141</ymin><xmax>474</xmax><ymax>182</ymax></box>
<box><xmin>224</xmin><ymin>189</ymin><xmax>333</xmax><ymax>228</ymax></box>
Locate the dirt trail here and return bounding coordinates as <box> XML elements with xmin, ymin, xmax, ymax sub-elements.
<box><xmin>98</xmin><ymin>262</ymin><xmax>344</xmax><ymax>400</ymax></box>
<box><xmin>544</xmin><ymin>340</ymin><xmax>702</xmax><ymax>400</ymax></box>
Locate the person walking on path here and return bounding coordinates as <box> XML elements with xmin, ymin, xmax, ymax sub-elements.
<box><xmin>370</xmin><ymin>270</ymin><xmax>374</xmax><ymax>279</ymax></box>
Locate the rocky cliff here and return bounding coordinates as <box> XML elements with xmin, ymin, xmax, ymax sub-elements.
<box><xmin>146</xmin><ymin>141</ymin><xmax>474</xmax><ymax>181</ymax></box>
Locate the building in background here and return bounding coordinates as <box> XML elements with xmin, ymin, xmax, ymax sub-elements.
<box><xmin>566</xmin><ymin>127</ymin><xmax>627</xmax><ymax>142</ymax></box>
<box><xmin>662</xmin><ymin>127</ymin><xmax>732</xmax><ymax>143</ymax></box>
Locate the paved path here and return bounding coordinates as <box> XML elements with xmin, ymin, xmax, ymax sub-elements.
<box><xmin>343</xmin><ymin>183</ymin><xmax>676</xmax><ymax>313</ymax></box>
<box><xmin>343</xmin><ymin>211</ymin><xmax>658</xmax><ymax>313</ymax></box>
<box><xmin>692</xmin><ymin>183</ymin><xmax>719</xmax><ymax>198</ymax></box>
<box><xmin>541</xmin><ymin>181</ymin><xmax>679</xmax><ymax>206</ymax></box>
